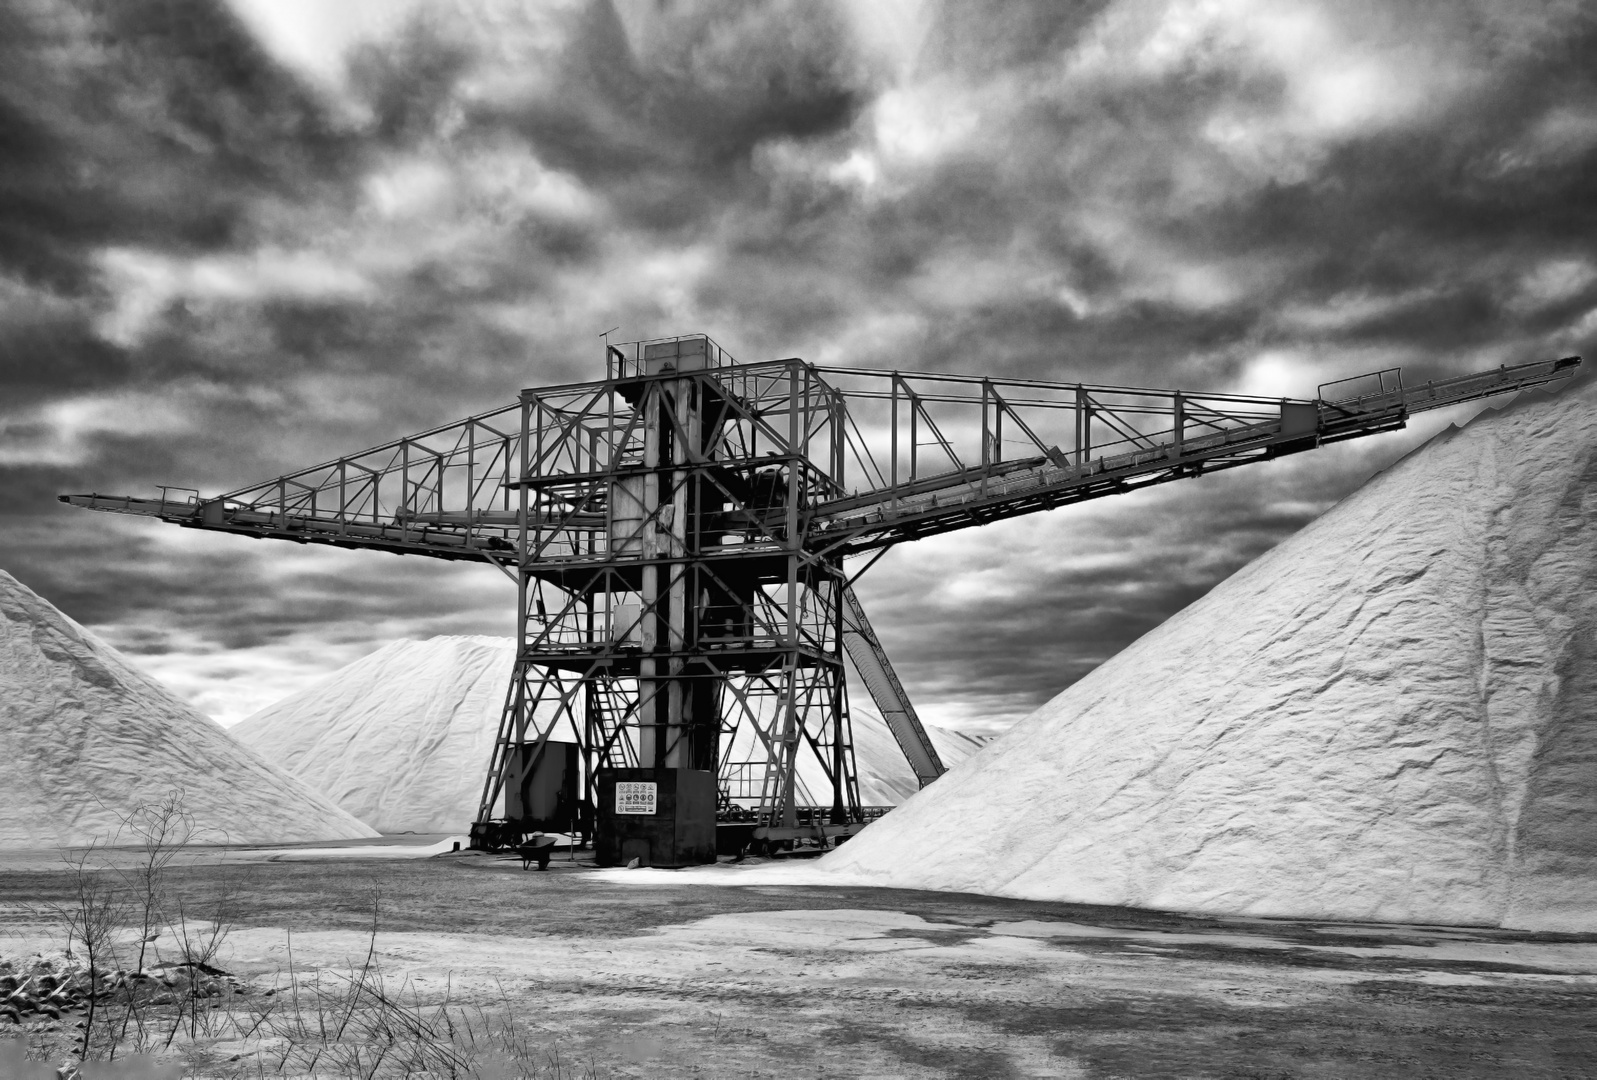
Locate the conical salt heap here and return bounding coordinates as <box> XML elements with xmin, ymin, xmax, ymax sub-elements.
<box><xmin>235</xmin><ymin>636</ymin><xmax>985</xmax><ymax>833</ymax></box>
<box><xmin>0</xmin><ymin>570</ymin><xmax>377</xmax><ymax>848</ymax></box>
<box><xmin>810</xmin><ymin>709</ymin><xmax>984</xmax><ymax>806</ymax></box>
<box><xmin>233</xmin><ymin>636</ymin><xmax>516</xmax><ymax>834</ymax></box>
<box><xmin>823</xmin><ymin>382</ymin><xmax>1597</xmax><ymax>931</ymax></box>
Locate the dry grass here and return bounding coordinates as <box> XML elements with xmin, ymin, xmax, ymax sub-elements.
<box><xmin>181</xmin><ymin>929</ymin><xmax>600</xmax><ymax>1078</ymax></box>
<box><xmin>5</xmin><ymin>791</ymin><xmax>600</xmax><ymax>1079</ymax></box>
<box><xmin>8</xmin><ymin>914</ymin><xmax>600</xmax><ymax>1078</ymax></box>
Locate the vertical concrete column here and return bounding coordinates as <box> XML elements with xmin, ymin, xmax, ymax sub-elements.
<box><xmin>664</xmin><ymin>376</ymin><xmax>698</xmax><ymax>768</ymax></box>
<box><xmin>778</xmin><ymin>362</ymin><xmax>803</xmax><ymax>827</ymax></box>
<box><xmin>638</xmin><ymin>382</ymin><xmax>661</xmax><ymax>766</ymax></box>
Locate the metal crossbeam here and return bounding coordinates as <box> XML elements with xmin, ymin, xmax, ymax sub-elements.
<box><xmin>840</xmin><ymin>584</ymin><xmax>943</xmax><ymax>788</ymax></box>
<box><xmin>58</xmin><ymin>340</ymin><xmax>1581</xmax><ymax>857</ymax></box>
<box><xmin>66</xmin><ymin>357</ymin><xmax>1579</xmax><ymax>566</ymax></box>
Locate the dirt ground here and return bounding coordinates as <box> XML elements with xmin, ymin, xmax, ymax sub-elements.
<box><xmin>3</xmin><ymin>846</ymin><xmax>1596</xmax><ymax>1078</ymax></box>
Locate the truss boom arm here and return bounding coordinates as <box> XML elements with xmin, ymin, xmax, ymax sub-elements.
<box><xmin>804</xmin><ymin>355</ymin><xmax>1580</xmax><ymax>556</ymax></box>
<box><xmin>61</xmin><ymin>356</ymin><xmax>1578</xmax><ymax>567</ymax></box>
<box><xmin>53</xmin><ymin>335</ymin><xmax>1582</xmax><ymax>862</ymax></box>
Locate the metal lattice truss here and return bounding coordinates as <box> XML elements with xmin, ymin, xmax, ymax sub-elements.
<box><xmin>68</xmin><ymin>353</ymin><xmax>1579</xmax><ymax>564</ymax></box>
<box><xmin>63</xmin><ymin>339</ymin><xmax>1580</xmax><ymax>836</ymax></box>
<box><xmin>471</xmin><ymin>349</ymin><xmax>868</xmax><ymax>831</ymax></box>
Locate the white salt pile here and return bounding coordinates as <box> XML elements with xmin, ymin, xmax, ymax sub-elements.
<box><xmin>236</xmin><ymin>635</ymin><xmax>985</xmax><ymax>832</ymax></box>
<box><xmin>809</xmin><ymin>709</ymin><xmax>984</xmax><ymax>806</ymax></box>
<box><xmin>0</xmin><ymin>571</ymin><xmax>377</xmax><ymax>848</ymax></box>
<box><xmin>232</xmin><ymin>636</ymin><xmax>516</xmax><ymax>834</ymax></box>
<box><xmin>822</xmin><ymin>383</ymin><xmax>1597</xmax><ymax>932</ymax></box>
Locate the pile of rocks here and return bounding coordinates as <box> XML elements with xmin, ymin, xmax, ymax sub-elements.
<box><xmin>0</xmin><ymin>955</ymin><xmax>241</xmax><ymax>1029</ymax></box>
<box><xmin>100</xmin><ymin>963</ymin><xmax>235</xmax><ymax>1006</ymax></box>
<box><xmin>0</xmin><ymin>956</ymin><xmax>89</xmax><ymax>1027</ymax></box>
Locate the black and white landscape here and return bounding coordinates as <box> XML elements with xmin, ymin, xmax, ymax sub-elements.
<box><xmin>3</xmin><ymin>2</ymin><xmax>1596</xmax><ymax>1076</ymax></box>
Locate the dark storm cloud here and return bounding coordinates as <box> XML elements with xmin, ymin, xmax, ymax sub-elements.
<box><xmin>0</xmin><ymin>0</ymin><xmax>383</xmax><ymax>492</ymax></box>
<box><xmin>7</xmin><ymin>521</ymin><xmax>508</xmax><ymax>653</ymax></box>
<box><xmin>494</xmin><ymin>0</ymin><xmax>870</xmax><ymax>200</ymax></box>
<box><xmin>680</xmin><ymin>1</ymin><xmax>1597</xmax><ymax>386</ymax></box>
<box><xmin>2</xmin><ymin>0</ymin><xmax>1594</xmax><ymax>726</ymax></box>
<box><xmin>0</xmin><ymin>304</ymin><xmax>127</xmax><ymax>408</ymax></box>
<box><xmin>346</xmin><ymin>14</ymin><xmax>475</xmax><ymax>147</ymax></box>
<box><xmin>918</xmin><ymin>0</ymin><xmax>1115</xmax><ymax>70</ymax></box>
<box><xmin>0</xmin><ymin>0</ymin><xmax>356</xmax><ymax>295</ymax></box>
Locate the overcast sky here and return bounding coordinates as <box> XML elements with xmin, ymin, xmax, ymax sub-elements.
<box><xmin>3</xmin><ymin>0</ymin><xmax>1595</xmax><ymax>733</ymax></box>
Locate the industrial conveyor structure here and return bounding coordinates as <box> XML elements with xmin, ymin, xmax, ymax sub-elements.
<box><xmin>63</xmin><ymin>341</ymin><xmax>1580</xmax><ymax>865</ymax></box>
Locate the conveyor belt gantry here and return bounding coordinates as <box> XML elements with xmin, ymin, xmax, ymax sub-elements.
<box><xmin>61</xmin><ymin>343</ymin><xmax>1580</xmax><ymax>863</ymax></box>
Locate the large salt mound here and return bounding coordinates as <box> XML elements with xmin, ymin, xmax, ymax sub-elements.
<box><xmin>235</xmin><ymin>635</ymin><xmax>984</xmax><ymax>832</ymax></box>
<box><xmin>0</xmin><ymin>570</ymin><xmax>377</xmax><ymax>848</ymax></box>
<box><xmin>807</xmin><ymin>710</ymin><xmax>985</xmax><ymax>806</ymax></box>
<box><xmin>822</xmin><ymin>383</ymin><xmax>1597</xmax><ymax>931</ymax></box>
<box><xmin>232</xmin><ymin>636</ymin><xmax>516</xmax><ymax>834</ymax></box>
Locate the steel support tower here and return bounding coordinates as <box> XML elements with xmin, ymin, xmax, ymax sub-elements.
<box><xmin>62</xmin><ymin>339</ymin><xmax>1580</xmax><ymax>865</ymax></box>
<box><xmin>482</xmin><ymin>337</ymin><xmax>868</xmax><ymax>862</ymax></box>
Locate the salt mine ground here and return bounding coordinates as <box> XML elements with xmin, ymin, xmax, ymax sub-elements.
<box><xmin>3</xmin><ymin>840</ymin><xmax>1597</xmax><ymax>1078</ymax></box>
